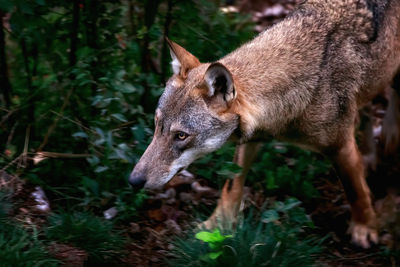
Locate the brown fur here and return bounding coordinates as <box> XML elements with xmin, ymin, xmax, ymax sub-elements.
<box><xmin>130</xmin><ymin>0</ymin><xmax>400</xmax><ymax>248</ymax></box>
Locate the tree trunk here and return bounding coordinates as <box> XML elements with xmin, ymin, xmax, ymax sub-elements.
<box><xmin>161</xmin><ymin>0</ymin><xmax>173</xmax><ymax>85</ymax></box>
<box><xmin>128</xmin><ymin>0</ymin><xmax>136</xmax><ymax>36</ymax></box>
<box><xmin>20</xmin><ymin>39</ymin><xmax>38</xmax><ymax>140</ymax></box>
<box><xmin>70</xmin><ymin>0</ymin><xmax>80</xmax><ymax>68</ymax></box>
<box><xmin>0</xmin><ymin>11</ymin><xmax>12</xmax><ymax>108</ymax></box>
<box><xmin>141</xmin><ymin>0</ymin><xmax>161</xmax><ymax>73</ymax></box>
<box><xmin>140</xmin><ymin>0</ymin><xmax>161</xmax><ymax>112</ymax></box>
<box><xmin>85</xmin><ymin>0</ymin><xmax>99</xmax><ymax>117</ymax></box>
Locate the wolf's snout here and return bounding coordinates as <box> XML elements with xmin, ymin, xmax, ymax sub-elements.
<box><xmin>128</xmin><ymin>173</ymin><xmax>146</xmax><ymax>189</ymax></box>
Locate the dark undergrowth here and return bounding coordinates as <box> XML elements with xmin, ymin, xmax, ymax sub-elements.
<box><xmin>170</xmin><ymin>198</ymin><xmax>325</xmax><ymax>267</ymax></box>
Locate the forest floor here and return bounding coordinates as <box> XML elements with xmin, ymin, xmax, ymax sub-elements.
<box><xmin>122</xmin><ymin>158</ymin><xmax>400</xmax><ymax>266</ymax></box>
<box><xmin>5</xmin><ymin>149</ymin><xmax>400</xmax><ymax>266</ymax></box>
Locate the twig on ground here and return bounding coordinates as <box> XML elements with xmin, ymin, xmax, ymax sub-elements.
<box><xmin>0</xmin><ymin>154</ymin><xmax>24</xmax><ymax>172</ymax></box>
<box><xmin>4</xmin><ymin>122</ymin><xmax>17</xmax><ymax>150</ymax></box>
<box><xmin>334</xmin><ymin>252</ymin><xmax>379</xmax><ymax>261</ymax></box>
<box><xmin>0</xmin><ymin>107</ymin><xmax>17</xmax><ymax>127</ymax></box>
<box><xmin>19</xmin><ymin>126</ymin><xmax>30</xmax><ymax>169</ymax></box>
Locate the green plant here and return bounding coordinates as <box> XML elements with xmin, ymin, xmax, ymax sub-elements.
<box><xmin>195</xmin><ymin>229</ymin><xmax>233</xmax><ymax>260</ymax></box>
<box><xmin>170</xmin><ymin>198</ymin><xmax>324</xmax><ymax>267</ymax></box>
<box><xmin>0</xmin><ymin>226</ymin><xmax>59</xmax><ymax>267</ymax></box>
<box><xmin>170</xmin><ymin>0</ymin><xmax>255</xmax><ymax>62</ymax></box>
<box><xmin>0</xmin><ymin>190</ymin><xmax>13</xmax><ymax>219</ymax></box>
<box><xmin>193</xmin><ymin>143</ymin><xmax>241</xmax><ymax>188</ymax></box>
<box><xmin>46</xmin><ymin>211</ymin><xmax>125</xmax><ymax>265</ymax></box>
<box><xmin>192</xmin><ymin>141</ymin><xmax>329</xmax><ymax>200</ymax></box>
<box><xmin>1</xmin><ymin>0</ymin><xmax>256</xmax><ymax>218</ymax></box>
<box><xmin>0</xmin><ymin>190</ymin><xmax>59</xmax><ymax>266</ymax></box>
<box><xmin>251</xmin><ymin>142</ymin><xmax>331</xmax><ymax>200</ymax></box>
<box><xmin>0</xmin><ymin>221</ymin><xmax>59</xmax><ymax>267</ymax></box>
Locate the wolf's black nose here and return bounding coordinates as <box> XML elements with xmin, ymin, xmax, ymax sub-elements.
<box><xmin>128</xmin><ymin>174</ymin><xmax>146</xmax><ymax>189</ymax></box>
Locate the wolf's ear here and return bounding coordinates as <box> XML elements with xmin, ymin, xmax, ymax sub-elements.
<box><xmin>204</xmin><ymin>62</ymin><xmax>236</xmax><ymax>104</ymax></box>
<box><xmin>166</xmin><ymin>37</ymin><xmax>200</xmax><ymax>79</ymax></box>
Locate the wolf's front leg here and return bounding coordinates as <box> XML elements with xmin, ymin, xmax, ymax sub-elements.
<box><xmin>199</xmin><ymin>142</ymin><xmax>262</xmax><ymax>230</ymax></box>
<box><xmin>333</xmin><ymin>133</ymin><xmax>378</xmax><ymax>248</ymax></box>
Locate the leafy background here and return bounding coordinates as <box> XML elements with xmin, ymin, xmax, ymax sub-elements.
<box><xmin>1</xmin><ymin>0</ymin><xmax>399</xmax><ymax>266</ymax></box>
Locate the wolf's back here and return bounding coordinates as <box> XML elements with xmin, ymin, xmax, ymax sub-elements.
<box><xmin>305</xmin><ymin>0</ymin><xmax>390</xmax><ymax>42</ymax></box>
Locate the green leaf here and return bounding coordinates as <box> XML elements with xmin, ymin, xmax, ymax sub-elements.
<box><xmin>94</xmin><ymin>166</ymin><xmax>109</xmax><ymax>173</ymax></box>
<box><xmin>35</xmin><ymin>0</ymin><xmax>46</xmax><ymax>6</ymax></box>
<box><xmin>72</xmin><ymin>132</ymin><xmax>88</xmax><ymax>139</ymax></box>
<box><xmin>261</xmin><ymin>210</ymin><xmax>279</xmax><ymax>223</ymax></box>
<box><xmin>195</xmin><ymin>229</ymin><xmax>230</xmax><ymax>243</ymax></box>
<box><xmin>208</xmin><ymin>251</ymin><xmax>222</xmax><ymax>260</ymax></box>
<box><xmin>276</xmin><ymin>198</ymin><xmax>301</xmax><ymax>212</ymax></box>
<box><xmin>131</xmin><ymin>125</ymin><xmax>145</xmax><ymax>143</ymax></box>
<box><xmin>119</xmin><ymin>83</ymin><xmax>136</xmax><ymax>94</ymax></box>
<box><xmin>266</xmin><ymin>174</ymin><xmax>278</xmax><ymax>189</ymax></box>
<box><xmin>19</xmin><ymin>3</ymin><xmax>34</xmax><ymax>15</ymax></box>
<box><xmin>87</xmin><ymin>156</ymin><xmax>100</xmax><ymax>166</ymax></box>
<box><xmin>75</xmin><ymin>72</ymin><xmax>88</xmax><ymax>81</ymax></box>
<box><xmin>111</xmin><ymin>113</ymin><xmax>127</xmax><ymax>122</ymax></box>
<box><xmin>208</xmin><ymin>242</ymin><xmax>221</xmax><ymax>250</ymax></box>
<box><xmin>0</xmin><ymin>2</ymin><xmax>14</xmax><ymax>12</ymax></box>
<box><xmin>81</xmin><ymin>177</ymin><xmax>99</xmax><ymax>196</ymax></box>
<box><xmin>195</xmin><ymin>231</ymin><xmax>216</xmax><ymax>243</ymax></box>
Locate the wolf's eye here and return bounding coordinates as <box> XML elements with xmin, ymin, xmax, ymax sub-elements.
<box><xmin>175</xmin><ymin>131</ymin><xmax>188</xmax><ymax>141</ymax></box>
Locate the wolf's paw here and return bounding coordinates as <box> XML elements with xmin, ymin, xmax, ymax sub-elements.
<box><xmin>348</xmin><ymin>222</ymin><xmax>378</xmax><ymax>249</ymax></box>
<box><xmin>197</xmin><ymin>214</ymin><xmax>234</xmax><ymax>231</ymax></box>
<box><xmin>197</xmin><ymin>217</ymin><xmax>217</xmax><ymax>231</ymax></box>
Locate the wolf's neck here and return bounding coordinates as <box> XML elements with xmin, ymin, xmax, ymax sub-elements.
<box><xmin>221</xmin><ymin>13</ymin><xmax>326</xmax><ymax>139</ymax></box>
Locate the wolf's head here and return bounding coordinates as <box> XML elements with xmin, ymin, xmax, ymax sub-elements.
<box><xmin>129</xmin><ymin>39</ymin><xmax>239</xmax><ymax>190</ymax></box>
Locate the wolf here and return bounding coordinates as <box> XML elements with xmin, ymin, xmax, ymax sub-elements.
<box><xmin>129</xmin><ymin>0</ymin><xmax>400</xmax><ymax>248</ymax></box>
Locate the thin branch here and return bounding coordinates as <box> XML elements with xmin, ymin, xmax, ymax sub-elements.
<box><xmin>20</xmin><ymin>38</ymin><xmax>36</xmax><ymax>139</ymax></box>
<box><xmin>334</xmin><ymin>252</ymin><xmax>379</xmax><ymax>261</ymax></box>
<box><xmin>112</xmin><ymin>120</ymin><xmax>138</xmax><ymax>131</ymax></box>
<box><xmin>32</xmin><ymin>151</ymin><xmax>92</xmax><ymax>165</ymax></box>
<box><xmin>0</xmin><ymin>153</ymin><xmax>24</xmax><ymax>172</ymax></box>
<box><xmin>0</xmin><ymin>108</ymin><xmax>17</xmax><ymax>127</ymax></box>
<box><xmin>35</xmin><ymin>151</ymin><xmax>92</xmax><ymax>158</ymax></box>
<box><xmin>37</xmin><ymin>88</ymin><xmax>74</xmax><ymax>151</ymax></box>
<box><xmin>50</xmin><ymin>110</ymin><xmax>97</xmax><ymax>135</ymax></box>
<box><xmin>20</xmin><ymin>126</ymin><xmax>30</xmax><ymax>168</ymax></box>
